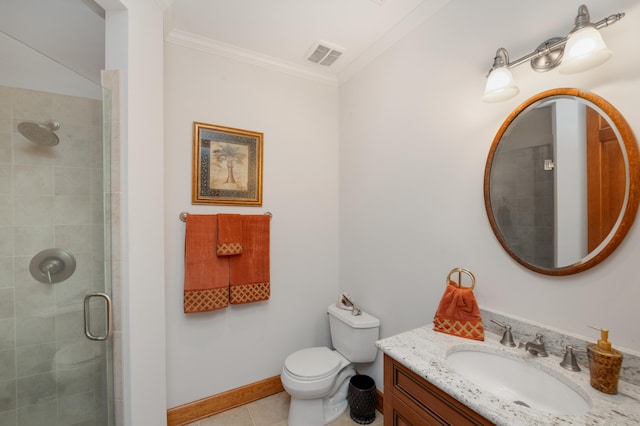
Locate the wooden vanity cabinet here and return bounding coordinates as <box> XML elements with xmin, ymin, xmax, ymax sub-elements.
<box><xmin>383</xmin><ymin>354</ymin><xmax>494</xmax><ymax>426</ymax></box>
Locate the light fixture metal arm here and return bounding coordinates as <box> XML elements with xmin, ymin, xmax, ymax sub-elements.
<box><xmin>595</xmin><ymin>13</ymin><xmax>625</xmax><ymax>30</ymax></box>
<box><xmin>507</xmin><ymin>37</ymin><xmax>567</xmax><ymax>69</ymax></box>
<box><xmin>490</xmin><ymin>9</ymin><xmax>624</xmax><ymax>73</ymax></box>
<box><xmin>483</xmin><ymin>5</ymin><xmax>626</xmax><ymax>103</ymax></box>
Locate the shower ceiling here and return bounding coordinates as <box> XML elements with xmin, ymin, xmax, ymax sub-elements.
<box><xmin>1</xmin><ymin>0</ymin><xmax>451</xmax><ymax>84</ymax></box>
<box><xmin>0</xmin><ymin>0</ymin><xmax>105</xmax><ymax>83</ymax></box>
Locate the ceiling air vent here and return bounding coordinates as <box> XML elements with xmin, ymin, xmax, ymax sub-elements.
<box><xmin>306</xmin><ymin>41</ymin><xmax>345</xmax><ymax>66</ymax></box>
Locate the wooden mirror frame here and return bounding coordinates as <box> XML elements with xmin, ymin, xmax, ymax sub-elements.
<box><xmin>484</xmin><ymin>88</ymin><xmax>640</xmax><ymax>275</ymax></box>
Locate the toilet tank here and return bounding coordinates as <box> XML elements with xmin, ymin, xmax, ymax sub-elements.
<box><xmin>327</xmin><ymin>304</ymin><xmax>380</xmax><ymax>362</ymax></box>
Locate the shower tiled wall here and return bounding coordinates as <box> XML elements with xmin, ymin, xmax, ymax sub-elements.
<box><xmin>0</xmin><ymin>84</ymin><xmax>110</xmax><ymax>425</ymax></box>
<box><xmin>490</xmin><ymin>144</ymin><xmax>555</xmax><ymax>268</ymax></box>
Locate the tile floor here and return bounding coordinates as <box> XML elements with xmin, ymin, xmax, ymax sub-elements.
<box><xmin>184</xmin><ymin>391</ymin><xmax>383</xmax><ymax>426</ymax></box>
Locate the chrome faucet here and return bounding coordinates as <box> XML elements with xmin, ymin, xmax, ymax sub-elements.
<box><xmin>490</xmin><ymin>319</ymin><xmax>516</xmax><ymax>347</ymax></box>
<box><xmin>560</xmin><ymin>345</ymin><xmax>581</xmax><ymax>371</ymax></box>
<box><xmin>522</xmin><ymin>333</ymin><xmax>548</xmax><ymax>357</ymax></box>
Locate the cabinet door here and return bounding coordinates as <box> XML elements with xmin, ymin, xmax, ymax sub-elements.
<box><xmin>387</xmin><ymin>393</ymin><xmax>446</xmax><ymax>426</ymax></box>
<box><xmin>384</xmin><ymin>354</ymin><xmax>494</xmax><ymax>426</ymax></box>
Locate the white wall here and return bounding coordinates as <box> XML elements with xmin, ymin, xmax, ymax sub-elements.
<box><xmin>105</xmin><ymin>0</ymin><xmax>640</xmax><ymax>417</ymax></box>
<box><xmin>555</xmin><ymin>100</ymin><xmax>588</xmax><ymax>265</ymax></box>
<box><xmin>163</xmin><ymin>42</ymin><xmax>340</xmax><ymax>407</ymax></box>
<box><xmin>339</xmin><ymin>0</ymin><xmax>640</xmax><ymax>389</ymax></box>
<box><xmin>103</xmin><ymin>0</ymin><xmax>168</xmax><ymax>424</ymax></box>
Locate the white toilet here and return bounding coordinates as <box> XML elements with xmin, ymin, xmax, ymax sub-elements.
<box><xmin>281</xmin><ymin>304</ymin><xmax>380</xmax><ymax>426</ymax></box>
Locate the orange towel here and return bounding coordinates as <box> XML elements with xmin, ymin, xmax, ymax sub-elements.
<box><xmin>217</xmin><ymin>214</ymin><xmax>243</xmax><ymax>256</ymax></box>
<box><xmin>433</xmin><ymin>281</ymin><xmax>484</xmax><ymax>341</ymax></box>
<box><xmin>229</xmin><ymin>215</ymin><xmax>270</xmax><ymax>304</ymax></box>
<box><xmin>183</xmin><ymin>214</ymin><xmax>230</xmax><ymax>313</ymax></box>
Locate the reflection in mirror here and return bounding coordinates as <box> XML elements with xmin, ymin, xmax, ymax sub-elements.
<box><xmin>484</xmin><ymin>89</ymin><xmax>640</xmax><ymax>275</ymax></box>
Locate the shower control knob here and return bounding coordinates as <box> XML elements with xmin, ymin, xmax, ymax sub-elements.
<box><xmin>29</xmin><ymin>248</ymin><xmax>76</xmax><ymax>284</ymax></box>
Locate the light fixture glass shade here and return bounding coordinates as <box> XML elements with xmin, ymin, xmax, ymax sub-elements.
<box><xmin>559</xmin><ymin>26</ymin><xmax>612</xmax><ymax>74</ymax></box>
<box><xmin>482</xmin><ymin>67</ymin><xmax>519</xmax><ymax>103</ymax></box>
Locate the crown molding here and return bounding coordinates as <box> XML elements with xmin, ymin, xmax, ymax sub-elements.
<box><xmin>338</xmin><ymin>0</ymin><xmax>451</xmax><ymax>84</ymax></box>
<box><xmin>165</xmin><ymin>0</ymin><xmax>451</xmax><ymax>86</ymax></box>
<box><xmin>94</xmin><ymin>0</ymin><xmax>127</xmax><ymax>11</ymax></box>
<box><xmin>155</xmin><ymin>0</ymin><xmax>175</xmax><ymax>9</ymax></box>
<box><xmin>165</xmin><ymin>29</ymin><xmax>338</xmax><ymax>86</ymax></box>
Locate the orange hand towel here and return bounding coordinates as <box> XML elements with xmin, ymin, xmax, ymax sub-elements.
<box><xmin>229</xmin><ymin>215</ymin><xmax>270</xmax><ymax>304</ymax></box>
<box><xmin>183</xmin><ymin>214</ymin><xmax>229</xmax><ymax>313</ymax></box>
<box><xmin>433</xmin><ymin>281</ymin><xmax>484</xmax><ymax>341</ymax></box>
<box><xmin>217</xmin><ymin>214</ymin><xmax>243</xmax><ymax>256</ymax></box>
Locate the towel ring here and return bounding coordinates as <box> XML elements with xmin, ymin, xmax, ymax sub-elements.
<box><xmin>446</xmin><ymin>267</ymin><xmax>476</xmax><ymax>290</ymax></box>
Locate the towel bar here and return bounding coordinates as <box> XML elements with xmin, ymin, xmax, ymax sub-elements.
<box><xmin>179</xmin><ymin>211</ymin><xmax>272</xmax><ymax>222</ymax></box>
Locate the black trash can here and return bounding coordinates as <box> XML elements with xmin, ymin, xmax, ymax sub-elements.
<box><xmin>348</xmin><ymin>375</ymin><xmax>377</xmax><ymax>424</ymax></box>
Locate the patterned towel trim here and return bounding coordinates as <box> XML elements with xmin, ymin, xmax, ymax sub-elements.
<box><xmin>230</xmin><ymin>282</ymin><xmax>270</xmax><ymax>304</ymax></box>
<box><xmin>433</xmin><ymin>317</ymin><xmax>485</xmax><ymax>341</ymax></box>
<box><xmin>216</xmin><ymin>242</ymin><xmax>243</xmax><ymax>256</ymax></box>
<box><xmin>184</xmin><ymin>288</ymin><xmax>229</xmax><ymax>313</ymax></box>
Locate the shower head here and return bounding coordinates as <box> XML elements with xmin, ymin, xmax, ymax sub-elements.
<box><xmin>18</xmin><ymin>120</ymin><xmax>61</xmax><ymax>146</ymax></box>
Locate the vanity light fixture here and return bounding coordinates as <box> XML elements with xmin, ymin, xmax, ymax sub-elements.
<box><xmin>482</xmin><ymin>4</ymin><xmax>624</xmax><ymax>103</ymax></box>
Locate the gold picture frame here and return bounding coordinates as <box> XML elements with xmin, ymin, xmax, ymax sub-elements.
<box><xmin>192</xmin><ymin>122</ymin><xmax>263</xmax><ymax>206</ymax></box>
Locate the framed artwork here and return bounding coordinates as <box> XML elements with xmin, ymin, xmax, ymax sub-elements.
<box><xmin>192</xmin><ymin>122</ymin><xmax>263</xmax><ymax>206</ymax></box>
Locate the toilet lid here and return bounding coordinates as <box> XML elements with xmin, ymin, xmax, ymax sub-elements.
<box><xmin>284</xmin><ymin>347</ymin><xmax>342</xmax><ymax>380</ymax></box>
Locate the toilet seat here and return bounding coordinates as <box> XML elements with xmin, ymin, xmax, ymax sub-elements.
<box><xmin>282</xmin><ymin>305</ymin><xmax>380</xmax><ymax>426</ymax></box>
<box><xmin>284</xmin><ymin>347</ymin><xmax>342</xmax><ymax>381</ymax></box>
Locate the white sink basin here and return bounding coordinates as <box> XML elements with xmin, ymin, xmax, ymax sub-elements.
<box><xmin>446</xmin><ymin>348</ymin><xmax>591</xmax><ymax>415</ymax></box>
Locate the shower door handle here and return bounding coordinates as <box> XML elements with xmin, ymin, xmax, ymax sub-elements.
<box><xmin>83</xmin><ymin>293</ymin><xmax>113</xmax><ymax>341</ymax></box>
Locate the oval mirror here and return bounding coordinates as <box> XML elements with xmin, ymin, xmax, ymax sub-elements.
<box><xmin>484</xmin><ymin>88</ymin><xmax>640</xmax><ymax>275</ymax></box>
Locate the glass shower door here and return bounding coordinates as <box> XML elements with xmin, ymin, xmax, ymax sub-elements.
<box><xmin>0</xmin><ymin>31</ymin><xmax>114</xmax><ymax>426</ymax></box>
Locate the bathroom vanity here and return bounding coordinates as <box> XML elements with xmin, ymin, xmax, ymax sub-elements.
<box><xmin>384</xmin><ymin>354</ymin><xmax>492</xmax><ymax>425</ymax></box>
<box><xmin>377</xmin><ymin>325</ymin><xmax>640</xmax><ymax>426</ymax></box>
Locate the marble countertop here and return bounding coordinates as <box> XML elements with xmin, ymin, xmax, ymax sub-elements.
<box><xmin>376</xmin><ymin>325</ymin><xmax>640</xmax><ymax>425</ymax></box>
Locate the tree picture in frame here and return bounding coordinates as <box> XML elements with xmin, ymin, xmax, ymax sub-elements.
<box><xmin>192</xmin><ymin>122</ymin><xmax>263</xmax><ymax>206</ymax></box>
